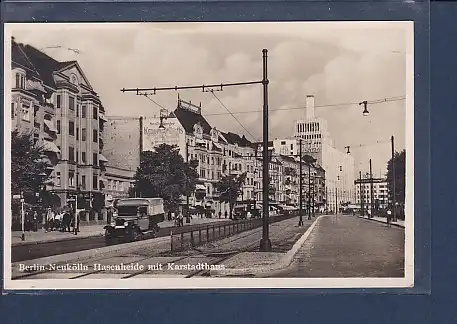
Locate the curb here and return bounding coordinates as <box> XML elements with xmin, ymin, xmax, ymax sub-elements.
<box><xmin>12</xmin><ymin>232</ymin><xmax>104</xmax><ymax>247</ymax></box>
<box><xmin>209</xmin><ymin>215</ymin><xmax>324</xmax><ymax>277</ymax></box>
<box><xmin>358</xmin><ymin>216</ymin><xmax>405</xmax><ymax>228</ymax></box>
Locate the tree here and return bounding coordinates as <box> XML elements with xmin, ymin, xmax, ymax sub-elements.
<box><xmin>11</xmin><ymin>130</ymin><xmax>51</xmax><ymax>201</ymax></box>
<box><xmin>386</xmin><ymin>149</ymin><xmax>406</xmax><ymax>208</ymax></box>
<box><xmin>133</xmin><ymin>144</ymin><xmax>199</xmax><ymax>212</ymax></box>
<box><xmin>215</xmin><ymin>172</ymin><xmax>247</xmax><ymax>219</ymax></box>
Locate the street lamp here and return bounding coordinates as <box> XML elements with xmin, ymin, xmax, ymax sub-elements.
<box><xmin>359</xmin><ymin>101</ymin><xmax>369</xmax><ymax>116</ymax></box>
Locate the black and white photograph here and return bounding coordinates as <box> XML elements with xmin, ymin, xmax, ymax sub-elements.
<box><xmin>3</xmin><ymin>22</ymin><xmax>414</xmax><ymax>290</ymax></box>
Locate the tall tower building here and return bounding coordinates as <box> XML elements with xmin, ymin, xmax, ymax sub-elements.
<box><xmin>280</xmin><ymin>94</ymin><xmax>356</xmax><ymax>211</ymax></box>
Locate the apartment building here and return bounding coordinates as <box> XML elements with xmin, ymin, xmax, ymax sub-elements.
<box><xmin>11</xmin><ymin>37</ymin><xmax>108</xmax><ymax>220</ymax></box>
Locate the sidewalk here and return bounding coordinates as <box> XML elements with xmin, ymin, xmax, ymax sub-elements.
<box><xmin>358</xmin><ymin>215</ymin><xmax>405</xmax><ymax>228</ymax></box>
<box><xmin>11</xmin><ymin>216</ymin><xmax>231</xmax><ymax>246</ymax></box>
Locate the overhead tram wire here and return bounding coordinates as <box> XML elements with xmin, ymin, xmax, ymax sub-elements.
<box><xmin>345</xmin><ymin>139</ymin><xmax>392</xmax><ymax>152</ymax></box>
<box><xmin>209</xmin><ymin>89</ymin><xmax>259</xmax><ymax>142</ymax></box>
<box><xmin>202</xmin><ymin>96</ymin><xmax>406</xmax><ymax>117</ymax></box>
<box><xmin>105</xmin><ymin>96</ymin><xmax>405</xmax><ymax>120</ymax></box>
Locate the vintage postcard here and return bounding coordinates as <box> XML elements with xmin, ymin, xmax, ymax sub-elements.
<box><xmin>3</xmin><ymin>22</ymin><xmax>414</xmax><ymax>290</ymax></box>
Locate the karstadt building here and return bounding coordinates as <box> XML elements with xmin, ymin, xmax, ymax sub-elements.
<box><xmin>273</xmin><ymin>95</ymin><xmax>356</xmax><ymax>212</ymax></box>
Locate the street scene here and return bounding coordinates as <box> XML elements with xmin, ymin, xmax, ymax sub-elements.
<box><xmin>4</xmin><ymin>22</ymin><xmax>413</xmax><ymax>288</ymax></box>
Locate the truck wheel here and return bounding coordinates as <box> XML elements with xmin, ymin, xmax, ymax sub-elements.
<box><xmin>131</xmin><ymin>227</ymin><xmax>143</xmax><ymax>241</ymax></box>
<box><xmin>104</xmin><ymin>228</ymin><xmax>115</xmax><ymax>245</ymax></box>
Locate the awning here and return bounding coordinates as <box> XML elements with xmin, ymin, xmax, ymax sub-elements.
<box><xmin>42</xmin><ymin>140</ymin><xmax>60</xmax><ymax>153</ymax></box>
<box><xmin>99</xmin><ymin>154</ymin><xmax>108</xmax><ymax>162</ymax></box>
<box><xmin>43</xmin><ymin>119</ymin><xmax>57</xmax><ymax>133</ymax></box>
<box><xmin>195</xmin><ymin>184</ymin><xmax>206</xmax><ymax>191</ymax></box>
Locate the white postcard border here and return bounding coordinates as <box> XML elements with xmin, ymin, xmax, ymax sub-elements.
<box><xmin>3</xmin><ymin>21</ymin><xmax>415</xmax><ymax>290</ymax></box>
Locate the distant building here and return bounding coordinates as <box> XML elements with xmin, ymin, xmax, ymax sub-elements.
<box><xmin>354</xmin><ymin>176</ymin><xmax>389</xmax><ymax>210</ymax></box>
<box><xmin>274</xmin><ymin>94</ymin><xmax>356</xmax><ymax>212</ymax></box>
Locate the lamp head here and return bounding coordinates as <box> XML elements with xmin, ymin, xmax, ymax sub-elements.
<box><xmin>359</xmin><ymin>100</ymin><xmax>369</xmax><ymax>116</ymax></box>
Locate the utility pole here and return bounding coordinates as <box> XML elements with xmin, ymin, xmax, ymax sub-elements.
<box><xmin>335</xmin><ymin>187</ymin><xmax>338</xmax><ymax>214</ymax></box>
<box><xmin>20</xmin><ymin>191</ymin><xmax>25</xmax><ymax>241</ymax></box>
<box><xmin>185</xmin><ymin>141</ymin><xmax>190</xmax><ymax>223</ymax></box>
<box><xmin>307</xmin><ymin>162</ymin><xmax>311</xmax><ymax>220</ymax></box>
<box><xmin>260</xmin><ymin>49</ymin><xmax>272</xmax><ymax>251</ymax></box>
<box><xmin>369</xmin><ymin>158</ymin><xmax>374</xmax><ymax>218</ymax></box>
<box><xmin>359</xmin><ymin>171</ymin><xmax>364</xmax><ymax>216</ymax></box>
<box><xmin>138</xmin><ymin>116</ymin><xmax>144</xmax><ymax>198</ymax></box>
<box><xmin>391</xmin><ymin>135</ymin><xmax>397</xmax><ymax>222</ymax></box>
<box><xmin>298</xmin><ymin>139</ymin><xmax>303</xmax><ymax>226</ymax></box>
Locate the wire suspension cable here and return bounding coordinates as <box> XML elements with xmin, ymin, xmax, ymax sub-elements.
<box><xmin>209</xmin><ymin>90</ymin><xmax>259</xmax><ymax>142</ymax></box>
<box><xmin>203</xmin><ymin>96</ymin><xmax>406</xmax><ymax>116</ymax></box>
<box><xmin>107</xmin><ymin>96</ymin><xmax>405</xmax><ymax>119</ymax></box>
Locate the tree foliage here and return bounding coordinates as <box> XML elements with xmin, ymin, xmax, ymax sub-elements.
<box><xmin>386</xmin><ymin>149</ymin><xmax>406</xmax><ymax>206</ymax></box>
<box><xmin>215</xmin><ymin>172</ymin><xmax>247</xmax><ymax>219</ymax></box>
<box><xmin>133</xmin><ymin>144</ymin><xmax>199</xmax><ymax>211</ymax></box>
<box><xmin>11</xmin><ymin>130</ymin><xmax>51</xmax><ymax>200</ymax></box>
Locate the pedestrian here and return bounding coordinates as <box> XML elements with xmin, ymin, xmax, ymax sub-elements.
<box><xmin>386</xmin><ymin>208</ymin><xmax>393</xmax><ymax>228</ymax></box>
<box><xmin>224</xmin><ymin>210</ymin><xmax>228</xmax><ymax>219</ymax></box>
<box><xmin>107</xmin><ymin>207</ymin><xmax>112</xmax><ymax>224</ymax></box>
<box><xmin>33</xmin><ymin>210</ymin><xmax>38</xmax><ymax>232</ymax></box>
<box><xmin>218</xmin><ymin>211</ymin><xmax>222</xmax><ymax>219</ymax></box>
<box><xmin>177</xmin><ymin>211</ymin><xmax>184</xmax><ymax>227</ymax></box>
<box><xmin>168</xmin><ymin>210</ymin><xmax>172</xmax><ymax>221</ymax></box>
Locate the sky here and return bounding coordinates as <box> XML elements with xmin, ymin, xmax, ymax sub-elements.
<box><xmin>8</xmin><ymin>22</ymin><xmax>412</xmax><ymax>177</ymax></box>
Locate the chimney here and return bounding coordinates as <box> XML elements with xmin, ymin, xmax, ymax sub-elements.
<box><xmin>306</xmin><ymin>95</ymin><xmax>315</xmax><ymax>119</ymax></box>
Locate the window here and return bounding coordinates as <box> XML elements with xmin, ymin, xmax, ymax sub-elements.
<box><xmin>76</xmin><ymin>104</ymin><xmax>79</xmax><ymax>117</ymax></box>
<box><xmin>76</xmin><ymin>150</ymin><xmax>79</xmax><ymax>163</ymax></box>
<box><xmin>11</xmin><ymin>103</ymin><xmax>15</xmax><ymax>120</ymax></box>
<box><xmin>119</xmin><ymin>182</ymin><xmax>124</xmax><ymax>192</ymax></box>
<box><xmin>56</xmin><ymin>120</ymin><xmax>61</xmax><ymax>134</ymax></box>
<box><xmin>281</xmin><ymin>141</ymin><xmax>286</xmax><ymax>145</ymax></box>
<box><xmin>82</xmin><ymin>128</ymin><xmax>86</xmax><ymax>141</ymax></box>
<box><xmin>93</xmin><ymin>129</ymin><xmax>98</xmax><ymax>143</ymax></box>
<box><xmin>69</xmin><ymin>96</ymin><xmax>75</xmax><ymax>110</ymax></box>
<box><xmin>69</xmin><ymin>147</ymin><xmax>75</xmax><ymax>162</ymax></box>
<box><xmin>69</xmin><ymin>171</ymin><xmax>75</xmax><ymax>187</ymax></box>
<box><xmin>76</xmin><ymin>128</ymin><xmax>79</xmax><ymax>140</ymax></box>
<box><xmin>93</xmin><ymin>106</ymin><xmax>98</xmax><ymax>120</ymax></box>
<box><xmin>21</xmin><ymin>104</ymin><xmax>30</xmax><ymax>122</ymax></box>
<box><xmin>82</xmin><ymin>152</ymin><xmax>86</xmax><ymax>164</ymax></box>
<box><xmin>69</xmin><ymin>121</ymin><xmax>75</xmax><ymax>136</ymax></box>
<box><xmin>93</xmin><ymin>175</ymin><xmax>98</xmax><ymax>190</ymax></box>
<box><xmin>55</xmin><ymin>172</ymin><xmax>61</xmax><ymax>186</ymax></box>
<box><xmin>15</xmin><ymin>73</ymin><xmax>25</xmax><ymax>89</ymax></box>
<box><xmin>82</xmin><ymin>105</ymin><xmax>87</xmax><ymax>118</ymax></box>
<box><xmin>93</xmin><ymin>153</ymin><xmax>98</xmax><ymax>166</ymax></box>
<box><xmin>81</xmin><ymin>175</ymin><xmax>86</xmax><ymax>190</ymax></box>
<box><xmin>56</xmin><ymin>95</ymin><xmax>61</xmax><ymax>108</ymax></box>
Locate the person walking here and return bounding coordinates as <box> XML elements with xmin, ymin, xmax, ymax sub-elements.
<box><xmin>178</xmin><ymin>212</ymin><xmax>184</xmax><ymax>227</ymax></box>
<box><xmin>386</xmin><ymin>207</ymin><xmax>393</xmax><ymax>228</ymax></box>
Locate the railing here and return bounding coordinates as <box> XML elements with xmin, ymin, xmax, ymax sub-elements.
<box><xmin>170</xmin><ymin>212</ymin><xmax>297</xmax><ymax>252</ymax></box>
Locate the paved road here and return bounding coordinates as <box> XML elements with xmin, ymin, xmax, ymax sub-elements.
<box><xmin>11</xmin><ymin>220</ymin><xmax>235</xmax><ymax>262</ymax></box>
<box><xmin>269</xmin><ymin>215</ymin><xmax>405</xmax><ymax>278</ymax></box>
<box><xmin>12</xmin><ymin>215</ymin><xmax>310</xmax><ymax>280</ymax></box>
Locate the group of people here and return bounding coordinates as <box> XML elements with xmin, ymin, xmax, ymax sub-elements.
<box><xmin>44</xmin><ymin>208</ymin><xmax>80</xmax><ymax>233</ymax></box>
<box><xmin>167</xmin><ymin>210</ymin><xmax>185</xmax><ymax>227</ymax></box>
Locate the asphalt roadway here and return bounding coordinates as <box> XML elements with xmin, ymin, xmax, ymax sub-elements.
<box><xmin>269</xmin><ymin>215</ymin><xmax>405</xmax><ymax>278</ymax></box>
<box><xmin>11</xmin><ymin>220</ymin><xmax>235</xmax><ymax>263</ymax></box>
